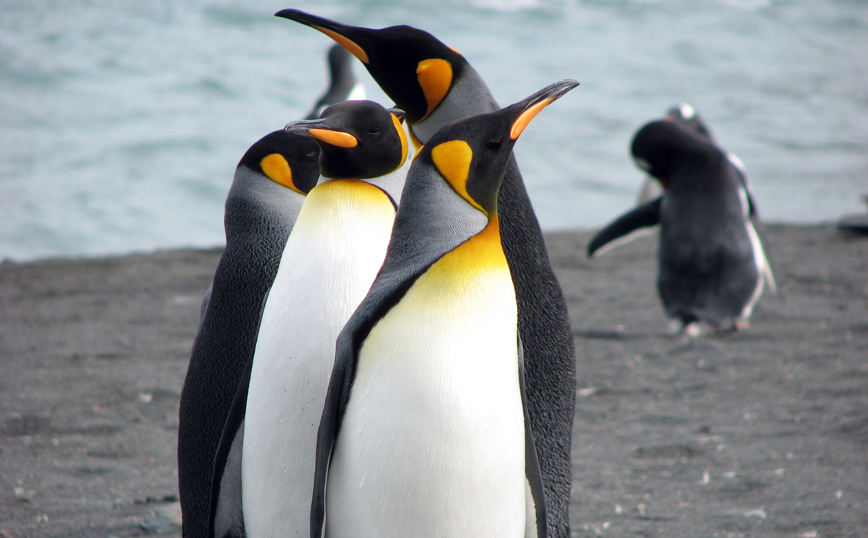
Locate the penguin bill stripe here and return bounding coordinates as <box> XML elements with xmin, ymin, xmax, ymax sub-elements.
<box><xmin>313</xmin><ymin>26</ymin><xmax>369</xmax><ymax>63</ymax></box>
<box><xmin>510</xmin><ymin>97</ymin><xmax>554</xmax><ymax>140</ymax></box>
<box><xmin>308</xmin><ymin>128</ymin><xmax>359</xmax><ymax>148</ymax></box>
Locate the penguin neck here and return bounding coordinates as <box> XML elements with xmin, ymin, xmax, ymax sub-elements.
<box><xmin>318</xmin><ymin>158</ymin><xmax>410</xmax><ymax>208</ymax></box>
<box><xmin>294</xmin><ymin>178</ymin><xmax>397</xmax><ymax>233</ymax></box>
<box><xmin>436</xmin><ymin>215</ymin><xmax>507</xmax><ymax>280</ymax></box>
<box><xmin>224</xmin><ymin>166</ymin><xmax>307</xmax><ymax>244</ymax></box>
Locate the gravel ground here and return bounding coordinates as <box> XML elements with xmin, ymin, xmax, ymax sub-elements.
<box><xmin>1</xmin><ymin>224</ymin><xmax>866</xmax><ymax>538</ymax></box>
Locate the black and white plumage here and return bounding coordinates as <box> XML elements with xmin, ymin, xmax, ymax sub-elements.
<box><xmin>177</xmin><ymin>130</ymin><xmax>319</xmax><ymax>538</ymax></box>
<box><xmin>590</xmin><ymin>118</ymin><xmax>776</xmax><ymax>335</ymax></box>
<box><xmin>275</xmin><ymin>12</ymin><xmax>577</xmax><ymax>536</ymax></box>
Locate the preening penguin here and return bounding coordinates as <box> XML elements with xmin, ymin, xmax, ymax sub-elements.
<box><xmin>275</xmin><ymin>11</ymin><xmax>577</xmax><ymax>536</ymax></box>
<box><xmin>310</xmin><ymin>80</ymin><xmax>579</xmax><ymax>538</ymax></box>
<box><xmin>636</xmin><ymin>103</ymin><xmax>714</xmax><ymax>204</ymax></box>
<box><xmin>209</xmin><ymin>100</ymin><xmax>409</xmax><ymax>538</ymax></box>
<box><xmin>588</xmin><ymin>118</ymin><xmax>776</xmax><ymax>335</ymax></box>
<box><xmin>177</xmin><ymin>130</ymin><xmax>320</xmax><ymax>538</ymax></box>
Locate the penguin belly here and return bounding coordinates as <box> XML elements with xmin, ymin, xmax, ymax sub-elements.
<box><xmin>326</xmin><ymin>224</ymin><xmax>527</xmax><ymax>538</ymax></box>
<box><xmin>241</xmin><ymin>180</ymin><xmax>396</xmax><ymax>538</ymax></box>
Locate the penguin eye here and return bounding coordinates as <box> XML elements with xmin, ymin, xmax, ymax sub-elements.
<box><xmin>488</xmin><ymin>133</ymin><xmax>502</xmax><ymax>148</ymax></box>
<box><xmin>305</xmin><ymin>151</ymin><xmax>317</xmax><ymax>158</ymax></box>
<box><xmin>368</xmin><ymin>128</ymin><xmax>381</xmax><ymax>135</ymax></box>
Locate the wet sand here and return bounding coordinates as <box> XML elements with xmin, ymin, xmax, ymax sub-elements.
<box><xmin>1</xmin><ymin>225</ymin><xmax>866</xmax><ymax>537</ymax></box>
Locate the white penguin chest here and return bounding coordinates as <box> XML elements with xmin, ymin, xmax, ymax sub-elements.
<box><xmin>325</xmin><ymin>222</ymin><xmax>527</xmax><ymax>538</ymax></box>
<box><xmin>242</xmin><ymin>180</ymin><xmax>396</xmax><ymax>537</ymax></box>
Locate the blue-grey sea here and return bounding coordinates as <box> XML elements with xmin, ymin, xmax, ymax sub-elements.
<box><xmin>1</xmin><ymin>0</ymin><xmax>866</xmax><ymax>261</ymax></box>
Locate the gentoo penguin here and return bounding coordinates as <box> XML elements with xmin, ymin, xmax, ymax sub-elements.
<box><xmin>208</xmin><ymin>100</ymin><xmax>409</xmax><ymax>538</ymax></box>
<box><xmin>304</xmin><ymin>44</ymin><xmax>366</xmax><ymax>119</ymax></box>
<box><xmin>177</xmin><ymin>130</ymin><xmax>320</xmax><ymax>538</ymax></box>
<box><xmin>275</xmin><ymin>12</ymin><xmax>577</xmax><ymax>536</ymax></box>
<box><xmin>588</xmin><ymin>119</ymin><xmax>777</xmax><ymax>336</ymax></box>
<box><xmin>311</xmin><ymin>79</ymin><xmax>578</xmax><ymax>538</ymax></box>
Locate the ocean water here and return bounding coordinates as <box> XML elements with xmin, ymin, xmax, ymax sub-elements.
<box><xmin>1</xmin><ymin>0</ymin><xmax>866</xmax><ymax>261</ymax></box>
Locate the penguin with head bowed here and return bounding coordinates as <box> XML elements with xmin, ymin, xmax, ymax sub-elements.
<box><xmin>275</xmin><ymin>11</ymin><xmax>577</xmax><ymax>536</ymax></box>
<box><xmin>310</xmin><ymin>79</ymin><xmax>579</xmax><ymax>538</ymax></box>
<box><xmin>637</xmin><ymin>103</ymin><xmax>715</xmax><ymax>204</ymax></box>
<box><xmin>177</xmin><ymin>129</ymin><xmax>320</xmax><ymax>538</ymax></box>
<box><xmin>305</xmin><ymin>44</ymin><xmax>367</xmax><ymax>120</ymax></box>
<box><xmin>588</xmin><ymin>117</ymin><xmax>777</xmax><ymax>336</ymax></box>
<box><xmin>208</xmin><ymin>99</ymin><xmax>409</xmax><ymax>538</ymax></box>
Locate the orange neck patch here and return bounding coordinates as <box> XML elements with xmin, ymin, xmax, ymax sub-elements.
<box><xmin>416</xmin><ymin>59</ymin><xmax>452</xmax><ymax>122</ymax></box>
<box><xmin>391</xmin><ymin>113</ymin><xmax>409</xmax><ymax>167</ymax></box>
<box><xmin>260</xmin><ymin>153</ymin><xmax>305</xmax><ymax>194</ymax></box>
<box><xmin>430</xmin><ymin>139</ymin><xmax>485</xmax><ymax>214</ymax></box>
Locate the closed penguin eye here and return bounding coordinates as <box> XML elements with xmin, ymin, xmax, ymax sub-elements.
<box><xmin>487</xmin><ymin>132</ymin><xmax>502</xmax><ymax>149</ymax></box>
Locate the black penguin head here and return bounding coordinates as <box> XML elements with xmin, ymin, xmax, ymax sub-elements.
<box><xmin>417</xmin><ymin>79</ymin><xmax>579</xmax><ymax>216</ymax></box>
<box><xmin>665</xmin><ymin>103</ymin><xmax>715</xmax><ymax>141</ymax></box>
<box><xmin>286</xmin><ymin>100</ymin><xmax>408</xmax><ymax>180</ymax></box>
<box><xmin>276</xmin><ymin>10</ymin><xmax>467</xmax><ymax>125</ymax></box>
<box><xmin>631</xmin><ymin>119</ymin><xmax>715</xmax><ymax>187</ymax></box>
<box><xmin>237</xmin><ymin>130</ymin><xmax>321</xmax><ymax>194</ymax></box>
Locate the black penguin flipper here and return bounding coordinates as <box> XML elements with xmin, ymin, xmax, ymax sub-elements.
<box><xmin>519</xmin><ymin>337</ymin><xmax>547</xmax><ymax>538</ymax></box>
<box><xmin>208</xmin><ymin>352</ymin><xmax>252</xmax><ymax>538</ymax></box>
<box><xmin>208</xmin><ymin>285</ymin><xmax>277</xmax><ymax>538</ymax></box>
<box><xmin>587</xmin><ymin>196</ymin><xmax>663</xmax><ymax>258</ymax></box>
<box><xmin>310</xmin><ymin>332</ymin><xmax>358</xmax><ymax>538</ymax></box>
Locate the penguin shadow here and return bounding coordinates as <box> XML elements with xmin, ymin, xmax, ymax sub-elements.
<box><xmin>573</xmin><ymin>318</ymin><xmax>778</xmax><ymax>345</ymax></box>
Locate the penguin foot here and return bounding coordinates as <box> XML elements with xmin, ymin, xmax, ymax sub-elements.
<box><xmin>683</xmin><ymin>322</ymin><xmax>706</xmax><ymax>339</ymax></box>
<box><xmin>733</xmin><ymin>318</ymin><xmax>751</xmax><ymax>331</ymax></box>
<box><xmin>667</xmin><ymin>318</ymin><xmax>706</xmax><ymax>339</ymax></box>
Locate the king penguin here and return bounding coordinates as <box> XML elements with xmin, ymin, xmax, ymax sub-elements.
<box><xmin>274</xmin><ymin>12</ymin><xmax>577</xmax><ymax>536</ymax></box>
<box><xmin>311</xmin><ymin>79</ymin><xmax>578</xmax><ymax>538</ymax></box>
<box><xmin>208</xmin><ymin>100</ymin><xmax>409</xmax><ymax>538</ymax></box>
<box><xmin>588</xmin><ymin>118</ymin><xmax>777</xmax><ymax>336</ymax></box>
<box><xmin>177</xmin><ymin>130</ymin><xmax>320</xmax><ymax>538</ymax></box>
<box><xmin>304</xmin><ymin>44</ymin><xmax>366</xmax><ymax>119</ymax></box>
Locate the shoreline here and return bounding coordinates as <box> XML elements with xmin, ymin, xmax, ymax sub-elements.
<box><xmin>1</xmin><ymin>224</ymin><xmax>866</xmax><ymax>537</ymax></box>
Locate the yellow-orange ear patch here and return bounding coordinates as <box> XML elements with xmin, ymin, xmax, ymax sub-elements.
<box><xmin>308</xmin><ymin>128</ymin><xmax>359</xmax><ymax>148</ymax></box>
<box><xmin>261</xmin><ymin>153</ymin><xmax>305</xmax><ymax>194</ymax></box>
<box><xmin>510</xmin><ymin>97</ymin><xmax>554</xmax><ymax>140</ymax></box>
<box><xmin>314</xmin><ymin>26</ymin><xmax>369</xmax><ymax>63</ymax></box>
<box><xmin>431</xmin><ymin>140</ymin><xmax>484</xmax><ymax>214</ymax></box>
<box><xmin>416</xmin><ymin>59</ymin><xmax>452</xmax><ymax>121</ymax></box>
<box><xmin>391</xmin><ymin>113</ymin><xmax>409</xmax><ymax>167</ymax></box>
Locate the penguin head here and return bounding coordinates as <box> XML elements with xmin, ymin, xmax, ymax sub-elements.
<box><xmin>665</xmin><ymin>103</ymin><xmax>715</xmax><ymax>141</ymax></box>
<box><xmin>286</xmin><ymin>100</ymin><xmax>409</xmax><ymax>180</ymax></box>
<box><xmin>631</xmin><ymin>119</ymin><xmax>714</xmax><ymax>188</ymax></box>
<box><xmin>276</xmin><ymin>10</ymin><xmax>466</xmax><ymax>125</ymax></box>
<box><xmin>237</xmin><ymin>130</ymin><xmax>321</xmax><ymax>194</ymax></box>
<box><xmin>416</xmin><ymin>79</ymin><xmax>579</xmax><ymax>216</ymax></box>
